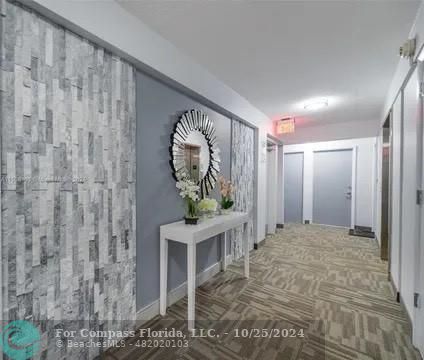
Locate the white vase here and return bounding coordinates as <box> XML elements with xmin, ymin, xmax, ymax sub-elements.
<box><xmin>220</xmin><ymin>208</ymin><xmax>232</xmax><ymax>215</ymax></box>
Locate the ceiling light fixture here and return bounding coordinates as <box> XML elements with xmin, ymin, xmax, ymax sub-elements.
<box><xmin>304</xmin><ymin>99</ymin><xmax>328</xmax><ymax>111</ymax></box>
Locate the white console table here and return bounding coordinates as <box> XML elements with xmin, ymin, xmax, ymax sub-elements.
<box><xmin>159</xmin><ymin>211</ymin><xmax>250</xmax><ymax>330</ymax></box>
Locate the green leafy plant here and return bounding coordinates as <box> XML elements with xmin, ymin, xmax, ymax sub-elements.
<box><xmin>221</xmin><ymin>196</ymin><xmax>234</xmax><ymax>210</ymax></box>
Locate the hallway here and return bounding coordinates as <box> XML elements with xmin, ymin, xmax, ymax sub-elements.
<box><xmin>2</xmin><ymin>1</ymin><xmax>424</xmax><ymax>359</ymax></box>
<box><xmin>108</xmin><ymin>224</ymin><xmax>420</xmax><ymax>360</ymax></box>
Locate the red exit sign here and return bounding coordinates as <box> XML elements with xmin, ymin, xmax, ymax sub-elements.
<box><xmin>276</xmin><ymin>118</ymin><xmax>295</xmax><ymax>134</ymax></box>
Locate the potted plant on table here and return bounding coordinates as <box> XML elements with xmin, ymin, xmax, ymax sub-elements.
<box><xmin>176</xmin><ymin>178</ymin><xmax>200</xmax><ymax>225</ymax></box>
<box><xmin>218</xmin><ymin>176</ymin><xmax>234</xmax><ymax>215</ymax></box>
<box><xmin>198</xmin><ymin>198</ymin><xmax>218</xmax><ymax>218</ymax></box>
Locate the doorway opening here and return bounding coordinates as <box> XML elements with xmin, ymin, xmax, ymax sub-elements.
<box><xmin>265</xmin><ymin>136</ymin><xmax>283</xmax><ymax>235</ymax></box>
<box><xmin>266</xmin><ymin>141</ymin><xmax>277</xmax><ymax>234</ymax></box>
<box><xmin>380</xmin><ymin>115</ymin><xmax>392</xmax><ymax>261</ymax></box>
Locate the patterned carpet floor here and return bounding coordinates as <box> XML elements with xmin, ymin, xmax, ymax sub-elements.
<box><xmin>107</xmin><ymin>224</ymin><xmax>421</xmax><ymax>360</ymax></box>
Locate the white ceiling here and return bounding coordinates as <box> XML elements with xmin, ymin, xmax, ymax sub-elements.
<box><xmin>119</xmin><ymin>0</ymin><xmax>420</xmax><ymax>130</ymax></box>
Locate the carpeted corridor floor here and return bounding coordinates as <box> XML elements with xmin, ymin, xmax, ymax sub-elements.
<box><xmin>107</xmin><ymin>224</ymin><xmax>421</xmax><ymax>360</ymax></box>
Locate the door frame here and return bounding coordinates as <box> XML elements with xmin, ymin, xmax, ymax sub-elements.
<box><xmin>414</xmin><ymin>60</ymin><xmax>424</xmax><ymax>354</ymax></box>
<box><xmin>380</xmin><ymin>118</ymin><xmax>393</xmax><ymax>262</ymax></box>
<box><xmin>266</xmin><ymin>135</ymin><xmax>283</xmax><ymax>234</ymax></box>
<box><xmin>0</xmin><ymin>86</ymin><xmax>2</xmax><ymax>319</ymax></box>
<box><xmin>386</xmin><ymin>95</ymin><xmax>403</xmax><ymax>293</ymax></box>
<box><xmin>389</xmin><ymin>62</ymin><xmax>424</xmax><ymax>352</ymax></box>
<box><xmin>311</xmin><ymin>147</ymin><xmax>357</xmax><ymax>229</ymax></box>
<box><xmin>372</xmin><ymin>138</ymin><xmax>379</xmax><ymax>234</ymax></box>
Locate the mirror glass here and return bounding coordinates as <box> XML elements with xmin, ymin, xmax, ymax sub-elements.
<box><xmin>184</xmin><ymin>130</ymin><xmax>210</xmax><ymax>182</ymax></box>
<box><xmin>170</xmin><ymin>109</ymin><xmax>221</xmax><ymax>197</ymax></box>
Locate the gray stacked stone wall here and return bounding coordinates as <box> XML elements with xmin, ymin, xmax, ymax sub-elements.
<box><xmin>0</xmin><ymin>1</ymin><xmax>136</xmax><ymax>357</ymax></box>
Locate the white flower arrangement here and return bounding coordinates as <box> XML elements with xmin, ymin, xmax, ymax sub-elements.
<box><xmin>176</xmin><ymin>178</ymin><xmax>200</xmax><ymax>220</ymax></box>
<box><xmin>198</xmin><ymin>198</ymin><xmax>218</xmax><ymax>213</ymax></box>
<box><xmin>176</xmin><ymin>178</ymin><xmax>200</xmax><ymax>201</ymax></box>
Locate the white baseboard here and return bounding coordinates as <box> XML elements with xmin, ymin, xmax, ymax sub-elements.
<box><xmin>257</xmin><ymin>237</ymin><xmax>266</xmax><ymax>244</ymax></box>
<box><xmin>136</xmin><ymin>255</ymin><xmax>233</xmax><ymax>324</ymax></box>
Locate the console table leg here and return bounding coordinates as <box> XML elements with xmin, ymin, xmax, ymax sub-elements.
<box><xmin>160</xmin><ymin>236</ymin><xmax>168</xmax><ymax>316</ymax></box>
<box><xmin>221</xmin><ymin>231</ymin><xmax>227</xmax><ymax>271</ymax></box>
<box><xmin>187</xmin><ymin>242</ymin><xmax>196</xmax><ymax>330</ymax></box>
<box><xmin>243</xmin><ymin>222</ymin><xmax>249</xmax><ymax>279</ymax></box>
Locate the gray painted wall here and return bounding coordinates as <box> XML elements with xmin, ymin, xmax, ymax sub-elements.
<box><xmin>136</xmin><ymin>72</ymin><xmax>231</xmax><ymax>309</ymax></box>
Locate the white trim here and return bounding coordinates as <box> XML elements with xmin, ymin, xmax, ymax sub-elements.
<box><xmin>351</xmin><ymin>146</ymin><xmax>358</xmax><ymax>229</ymax></box>
<box><xmin>267</xmin><ymin>134</ymin><xmax>283</xmax><ymax>146</ymax></box>
<box><xmin>253</xmin><ymin>129</ymin><xmax>259</xmax><ymax>244</ymax></box>
<box><xmin>413</xmin><ymin>62</ymin><xmax>424</xmax><ymax>356</ymax></box>
<box><xmin>390</xmin><ymin>91</ymin><xmax>404</xmax><ymax>293</ymax></box>
<box><xmin>257</xmin><ymin>237</ymin><xmax>266</xmax><ymax>245</ymax></box>
<box><xmin>0</xmin><ymin>88</ymin><xmax>2</xmax><ymax>321</ymax></box>
<box><xmin>277</xmin><ymin>145</ymin><xmax>285</xmax><ymax>226</ymax></box>
<box><xmin>266</xmin><ymin>145</ymin><xmax>278</xmax><ymax>234</ymax></box>
<box><xmin>398</xmin><ymin>89</ymin><xmax>405</xmax><ymax>301</ymax></box>
<box><xmin>304</xmin><ymin>150</ymin><xmax>312</xmax><ymax>223</ymax></box>
<box><xmin>310</xmin><ymin>223</ymin><xmax>350</xmax><ymax>230</ymax></box>
<box><xmin>375</xmin><ymin>133</ymin><xmax>384</xmax><ymax>244</ymax></box>
<box><xmin>256</xmin><ymin>129</ymin><xmax>268</xmax><ymax>243</ymax></box>
<box><xmin>137</xmin><ymin>256</ymin><xmax>233</xmax><ymax>324</ymax></box>
<box><xmin>372</xmin><ymin>138</ymin><xmax>379</xmax><ymax>233</ymax></box>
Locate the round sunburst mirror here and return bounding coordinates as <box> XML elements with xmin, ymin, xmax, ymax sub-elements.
<box><xmin>170</xmin><ymin>109</ymin><xmax>221</xmax><ymax>197</ymax></box>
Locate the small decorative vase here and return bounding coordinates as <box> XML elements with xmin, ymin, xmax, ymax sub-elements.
<box><xmin>184</xmin><ymin>217</ymin><xmax>199</xmax><ymax>225</ymax></box>
<box><xmin>220</xmin><ymin>207</ymin><xmax>232</xmax><ymax>215</ymax></box>
<box><xmin>219</xmin><ymin>195</ymin><xmax>234</xmax><ymax>216</ymax></box>
<box><xmin>185</xmin><ymin>198</ymin><xmax>199</xmax><ymax>225</ymax></box>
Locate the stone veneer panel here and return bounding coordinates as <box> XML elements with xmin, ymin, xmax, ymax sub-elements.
<box><xmin>230</xmin><ymin>120</ymin><xmax>255</xmax><ymax>259</ymax></box>
<box><xmin>0</xmin><ymin>1</ymin><xmax>136</xmax><ymax>357</ymax></box>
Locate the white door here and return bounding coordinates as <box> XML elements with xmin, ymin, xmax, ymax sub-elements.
<box><xmin>400</xmin><ymin>67</ymin><xmax>421</xmax><ymax>334</ymax></box>
<box><xmin>390</xmin><ymin>93</ymin><xmax>403</xmax><ymax>293</ymax></box>
<box><xmin>414</xmin><ymin>64</ymin><xmax>424</xmax><ymax>355</ymax></box>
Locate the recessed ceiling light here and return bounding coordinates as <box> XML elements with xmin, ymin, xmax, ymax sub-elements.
<box><xmin>304</xmin><ymin>99</ymin><xmax>328</xmax><ymax>110</ymax></box>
